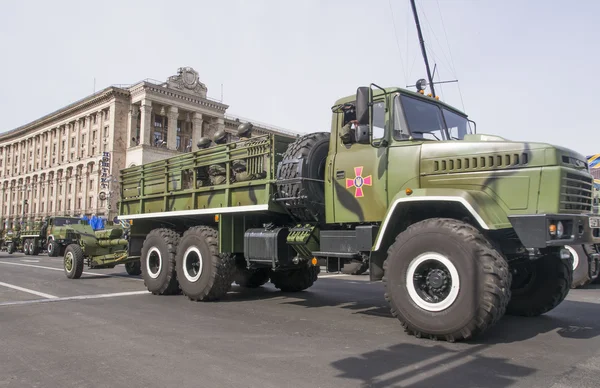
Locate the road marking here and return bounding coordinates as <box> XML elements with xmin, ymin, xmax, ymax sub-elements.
<box><xmin>0</xmin><ymin>290</ymin><xmax>149</xmax><ymax>307</ymax></box>
<box><xmin>0</xmin><ymin>281</ymin><xmax>58</xmax><ymax>299</ymax></box>
<box><xmin>0</xmin><ymin>261</ymin><xmax>143</xmax><ymax>281</ymax></box>
<box><xmin>21</xmin><ymin>259</ymin><xmax>40</xmax><ymax>263</ymax></box>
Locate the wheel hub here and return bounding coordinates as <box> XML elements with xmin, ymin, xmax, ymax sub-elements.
<box><xmin>425</xmin><ymin>268</ymin><xmax>448</xmax><ymax>290</ymax></box>
<box><xmin>406</xmin><ymin>252</ymin><xmax>460</xmax><ymax>312</ymax></box>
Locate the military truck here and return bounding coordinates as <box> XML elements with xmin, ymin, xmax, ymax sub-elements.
<box><xmin>67</xmin><ymin>84</ymin><xmax>599</xmax><ymax>342</ymax></box>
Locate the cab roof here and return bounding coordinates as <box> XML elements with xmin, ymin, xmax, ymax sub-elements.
<box><xmin>332</xmin><ymin>86</ymin><xmax>469</xmax><ymax>118</ymax></box>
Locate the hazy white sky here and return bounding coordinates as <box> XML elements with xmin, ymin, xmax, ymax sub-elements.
<box><xmin>1</xmin><ymin>0</ymin><xmax>599</xmax><ymax>155</ymax></box>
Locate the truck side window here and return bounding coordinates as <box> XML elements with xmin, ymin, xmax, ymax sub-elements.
<box><xmin>372</xmin><ymin>100</ymin><xmax>385</xmax><ymax>140</ymax></box>
<box><xmin>393</xmin><ymin>94</ymin><xmax>410</xmax><ymax>140</ymax></box>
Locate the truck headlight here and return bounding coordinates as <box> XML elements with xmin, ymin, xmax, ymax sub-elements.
<box><xmin>556</xmin><ymin>221</ymin><xmax>564</xmax><ymax>238</ymax></box>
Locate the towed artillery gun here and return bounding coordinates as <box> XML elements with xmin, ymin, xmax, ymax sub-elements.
<box><xmin>65</xmin><ymin>85</ymin><xmax>600</xmax><ymax>342</ymax></box>
<box><xmin>60</xmin><ymin>221</ymin><xmax>141</xmax><ymax>278</ymax></box>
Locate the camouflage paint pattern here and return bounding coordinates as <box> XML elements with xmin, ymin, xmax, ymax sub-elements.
<box><xmin>118</xmin><ymin>85</ymin><xmax>597</xmax><ymax>256</ymax></box>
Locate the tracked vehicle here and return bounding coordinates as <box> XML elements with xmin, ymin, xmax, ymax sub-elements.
<box><xmin>65</xmin><ymin>84</ymin><xmax>598</xmax><ymax>341</ymax></box>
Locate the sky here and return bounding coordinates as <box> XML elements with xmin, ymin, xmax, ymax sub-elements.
<box><xmin>1</xmin><ymin>0</ymin><xmax>599</xmax><ymax>156</ymax></box>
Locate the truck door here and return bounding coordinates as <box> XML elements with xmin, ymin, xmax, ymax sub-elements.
<box><xmin>330</xmin><ymin>99</ymin><xmax>389</xmax><ymax>223</ymax></box>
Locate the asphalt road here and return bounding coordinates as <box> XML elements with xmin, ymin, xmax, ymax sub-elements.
<box><xmin>0</xmin><ymin>252</ymin><xmax>599</xmax><ymax>388</ymax></box>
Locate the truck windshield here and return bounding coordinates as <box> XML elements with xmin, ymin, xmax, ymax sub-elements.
<box><xmin>53</xmin><ymin>218</ymin><xmax>82</xmax><ymax>226</ymax></box>
<box><xmin>396</xmin><ymin>94</ymin><xmax>472</xmax><ymax>141</ymax></box>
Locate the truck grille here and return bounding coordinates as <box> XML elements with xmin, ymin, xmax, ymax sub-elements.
<box><xmin>560</xmin><ymin>172</ymin><xmax>593</xmax><ymax>213</ymax></box>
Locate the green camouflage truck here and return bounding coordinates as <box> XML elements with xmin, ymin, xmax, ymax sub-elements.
<box><xmin>93</xmin><ymin>84</ymin><xmax>599</xmax><ymax>342</ymax></box>
<box><xmin>9</xmin><ymin>216</ymin><xmax>85</xmax><ymax>256</ymax></box>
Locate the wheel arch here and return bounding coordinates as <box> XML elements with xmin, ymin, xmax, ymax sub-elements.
<box><xmin>370</xmin><ymin>189</ymin><xmax>510</xmax><ymax>282</ymax></box>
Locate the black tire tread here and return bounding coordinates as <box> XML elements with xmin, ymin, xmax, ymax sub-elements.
<box><xmin>142</xmin><ymin>228</ymin><xmax>180</xmax><ymax>295</ymax></box>
<box><xmin>276</xmin><ymin>132</ymin><xmax>330</xmax><ymax>222</ymax></box>
<box><xmin>125</xmin><ymin>260</ymin><xmax>142</xmax><ymax>276</ymax></box>
<box><xmin>65</xmin><ymin>244</ymin><xmax>84</xmax><ymax>279</ymax></box>
<box><xmin>383</xmin><ymin>218</ymin><xmax>512</xmax><ymax>342</ymax></box>
<box><xmin>180</xmin><ymin>226</ymin><xmax>236</xmax><ymax>301</ymax></box>
<box><xmin>234</xmin><ymin>268</ymin><xmax>270</xmax><ymax>288</ymax></box>
<box><xmin>506</xmin><ymin>254</ymin><xmax>572</xmax><ymax>317</ymax></box>
<box><xmin>270</xmin><ymin>266</ymin><xmax>320</xmax><ymax>292</ymax></box>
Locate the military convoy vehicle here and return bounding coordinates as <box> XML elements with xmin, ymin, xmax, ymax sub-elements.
<box><xmin>57</xmin><ymin>221</ymin><xmax>140</xmax><ymax>279</ymax></box>
<box><xmin>62</xmin><ymin>84</ymin><xmax>600</xmax><ymax>342</ymax></box>
<box><xmin>3</xmin><ymin>216</ymin><xmax>85</xmax><ymax>256</ymax></box>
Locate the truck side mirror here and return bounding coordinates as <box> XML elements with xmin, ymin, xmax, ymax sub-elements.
<box><xmin>355</xmin><ymin>87</ymin><xmax>370</xmax><ymax>126</ymax></box>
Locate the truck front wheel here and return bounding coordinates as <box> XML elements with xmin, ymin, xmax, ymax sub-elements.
<box><xmin>47</xmin><ymin>239</ymin><xmax>58</xmax><ymax>257</ymax></box>
<box><xmin>140</xmin><ymin>228</ymin><xmax>180</xmax><ymax>295</ymax></box>
<box><xmin>175</xmin><ymin>226</ymin><xmax>236</xmax><ymax>301</ymax></box>
<box><xmin>383</xmin><ymin>218</ymin><xmax>511</xmax><ymax>342</ymax></box>
<box><xmin>506</xmin><ymin>252</ymin><xmax>572</xmax><ymax>317</ymax></box>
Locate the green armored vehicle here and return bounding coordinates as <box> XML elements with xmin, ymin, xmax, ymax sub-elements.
<box><xmin>72</xmin><ymin>84</ymin><xmax>599</xmax><ymax>342</ymax></box>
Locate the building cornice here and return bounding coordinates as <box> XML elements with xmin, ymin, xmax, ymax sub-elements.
<box><xmin>0</xmin><ymin>87</ymin><xmax>130</xmax><ymax>143</ymax></box>
<box><xmin>134</xmin><ymin>82</ymin><xmax>229</xmax><ymax>113</ymax></box>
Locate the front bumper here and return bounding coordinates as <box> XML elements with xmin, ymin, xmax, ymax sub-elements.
<box><xmin>508</xmin><ymin>213</ymin><xmax>600</xmax><ymax>248</ymax></box>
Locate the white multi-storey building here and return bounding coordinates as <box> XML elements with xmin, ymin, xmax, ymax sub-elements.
<box><xmin>0</xmin><ymin>67</ymin><xmax>298</xmax><ymax>228</ymax></box>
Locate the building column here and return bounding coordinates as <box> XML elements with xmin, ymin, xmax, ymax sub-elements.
<box><xmin>82</xmin><ymin>167</ymin><xmax>89</xmax><ymax>215</ymax></box>
<box><xmin>191</xmin><ymin>112</ymin><xmax>203</xmax><ymax>150</ymax></box>
<box><xmin>139</xmin><ymin>100</ymin><xmax>153</xmax><ymax>146</ymax></box>
<box><xmin>127</xmin><ymin>106</ymin><xmax>139</xmax><ymax>147</ymax></box>
<box><xmin>2</xmin><ymin>146</ymin><xmax>7</xmax><ymax>176</ymax></box>
<box><xmin>167</xmin><ymin>106</ymin><xmax>179</xmax><ymax>150</ymax></box>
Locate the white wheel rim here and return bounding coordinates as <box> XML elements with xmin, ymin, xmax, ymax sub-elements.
<box><xmin>183</xmin><ymin>246</ymin><xmax>203</xmax><ymax>283</ymax></box>
<box><xmin>565</xmin><ymin>245</ymin><xmax>579</xmax><ymax>270</ymax></box>
<box><xmin>406</xmin><ymin>252</ymin><xmax>460</xmax><ymax>312</ymax></box>
<box><xmin>48</xmin><ymin>242</ymin><xmax>53</xmax><ymax>252</ymax></box>
<box><xmin>146</xmin><ymin>247</ymin><xmax>162</xmax><ymax>279</ymax></box>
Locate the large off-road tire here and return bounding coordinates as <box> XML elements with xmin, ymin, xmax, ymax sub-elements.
<box><xmin>47</xmin><ymin>238</ymin><xmax>59</xmax><ymax>257</ymax></box>
<box><xmin>64</xmin><ymin>244</ymin><xmax>84</xmax><ymax>279</ymax></box>
<box><xmin>175</xmin><ymin>226</ymin><xmax>236</xmax><ymax>301</ymax></box>
<box><xmin>506</xmin><ymin>252</ymin><xmax>572</xmax><ymax>317</ymax></box>
<box><xmin>7</xmin><ymin>243</ymin><xmax>15</xmax><ymax>254</ymax></box>
<box><xmin>125</xmin><ymin>260</ymin><xmax>142</xmax><ymax>276</ymax></box>
<box><xmin>567</xmin><ymin>245</ymin><xmax>591</xmax><ymax>288</ymax></box>
<box><xmin>140</xmin><ymin>228</ymin><xmax>180</xmax><ymax>295</ymax></box>
<box><xmin>31</xmin><ymin>241</ymin><xmax>40</xmax><ymax>256</ymax></box>
<box><xmin>275</xmin><ymin>132</ymin><xmax>330</xmax><ymax>223</ymax></box>
<box><xmin>234</xmin><ymin>268</ymin><xmax>270</xmax><ymax>288</ymax></box>
<box><xmin>583</xmin><ymin>244</ymin><xmax>600</xmax><ymax>284</ymax></box>
<box><xmin>23</xmin><ymin>239</ymin><xmax>30</xmax><ymax>255</ymax></box>
<box><xmin>270</xmin><ymin>265</ymin><xmax>320</xmax><ymax>292</ymax></box>
<box><xmin>383</xmin><ymin>218</ymin><xmax>511</xmax><ymax>342</ymax></box>
<box><xmin>341</xmin><ymin>260</ymin><xmax>369</xmax><ymax>275</ymax></box>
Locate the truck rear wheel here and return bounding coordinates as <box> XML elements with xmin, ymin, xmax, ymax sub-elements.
<box><xmin>64</xmin><ymin>244</ymin><xmax>84</xmax><ymax>279</ymax></box>
<box><xmin>31</xmin><ymin>241</ymin><xmax>40</xmax><ymax>256</ymax></box>
<box><xmin>506</xmin><ymin>252</ymin><xmax>572</xmax><ymax>317</ymax></box>
<box><xmin>7</xmin><ymin>243</ymin><xmax>14</xmax><ymax>254</ymax></box>
<box><xmin>23</xmin><ymin>239</ymin><xmax>30</xmax><ymax>255</ymax></box>
<box><xmin>276</xmin><ymin>132</ymin><xmax>330</xmax><ymax>223</ymax></box>
<box><xmin>383</xmin><ymin>218</ymin><xmax>511</xmax><ymax>342</ymax></box>
<box><xmin>234</xmin><ymin>268</ymin><xmax>270</xmax><ymax>288</ymax></box>
<box><xmin>125</xmin><ymin>260</ymin><xmax>142</xmax><ymax>276</ymax></box>
<box><xmin>270</xmin><ymin>265</ymin><xmax>320</xmax><ymax>292</ymax></box>
<box><xmin>175</xmin><ymin>226</ymin><xmax>236</xmax><ymax>301</ymax></box>
<box><xmin>140</xmin><ymin>228</ymin><xmax>180</xmax><ymax>295</ymax></box>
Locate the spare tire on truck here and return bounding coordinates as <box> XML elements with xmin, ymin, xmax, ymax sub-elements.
<box><xmin>275</xmin><ymin>132</ymin><xmax>330</xmax><ymax>223</ymax></box>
